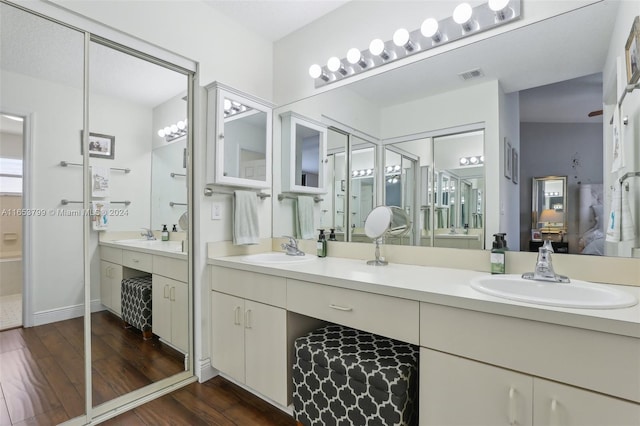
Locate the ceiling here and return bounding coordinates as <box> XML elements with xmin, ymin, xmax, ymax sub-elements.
<box><xmin>202</xmin><ymin>0</ymin><xmax>350</xmax><ymax>42</ymax></box>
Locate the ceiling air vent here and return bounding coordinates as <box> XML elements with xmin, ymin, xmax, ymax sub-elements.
<box><xmin>458</xmin><ymin>68</ymin><xmax>484</xmax><ymax>81</ymax></box>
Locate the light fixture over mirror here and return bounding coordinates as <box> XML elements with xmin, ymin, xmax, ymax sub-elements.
<box><xmin>308</xmin><ymin>0</ymin><xmax>521</xmax><ymax>87</ymax></box>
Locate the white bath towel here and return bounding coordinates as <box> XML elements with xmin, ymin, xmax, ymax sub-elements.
<box><xmin>92</xmin><ymin>201</ymin><xmax>109</xmax><ymax>231</ymax></box>
<box><xmin>233</xmin><ymin>190</ymin><xmax>259</xmax><ymax>245</ymax></box>
<box><xmin>621</xmin><ymin>185</ymin><xmax>636</xmax><ymax>242</ymax></box>
<box><xmin>605</xmin><ymin>185</ymin><xmax>621</xmax><ymax>242</ymax></box>
<box><xmin>91</xmin><ymin>166</ymin><xmax>110</xmax><ymax>197</ymax></box>
<box><xmin>295</xmin><ymin>196</ymin><xmax>315</xmax><ymax>240</ymax></box>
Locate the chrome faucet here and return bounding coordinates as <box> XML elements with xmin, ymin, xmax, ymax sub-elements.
<box><xmin>140</xmin><ymin>228</ymin><xmax>156</xmax><ymax>240</ymax></box>
<box><xmin>522</xmin><ymin>242</ymin><xmax>570</xmax><ymax>283</ymax></box>
<box><xmin>281</xmin><ymin>236</ymin><xmax>305</xmax><ymax>256</ymax></box>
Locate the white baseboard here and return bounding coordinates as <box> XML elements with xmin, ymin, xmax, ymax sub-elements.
<box><xmin>31</xmin><ymin>299</ymin><xmax>105</xmax><ymax>326</ymax></box>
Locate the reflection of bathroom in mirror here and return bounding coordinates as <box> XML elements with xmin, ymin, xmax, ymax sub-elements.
<box><xmin>530</xmin><ymin>176</ymin><xmax>568</xmax><ymax>253</ymax></box>
<box><xmin>281</xmin><ymin>111</ymin><xmax>327</xmax><ymax>194</ymax></box>
<box><xmin>207</xmin><ymin>82</ymin><xmax>272</xmax><ymax>189</ymax></box>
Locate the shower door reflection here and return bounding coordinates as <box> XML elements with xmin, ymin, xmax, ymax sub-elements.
<box><xmin>88</xmin><ymin>40</ymin><xmax>190</xmax><ymax>408</ymax></box>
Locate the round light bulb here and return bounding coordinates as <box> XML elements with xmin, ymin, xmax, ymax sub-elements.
<box><xmin>170</xmin><ymin>124</ymin><xmax>178</xmax><ymax>133</ymax></box>
<box><xmin>223</xmin><ymin>99</ymin><xmax>231</xmax><ymax>110</ymax></box>
<box><xmin>488</xmin><ymin>0</ymin><xmax>510</xmax><ymax>11</ymax></box>
<box><xmin>453</xmin><ymin>2</ymin><xmax>473</xmax><ymax>24</ymax></box>
<box><xmin>352</xmin><ymin>170</ymin><xmax>358</xmax><ymax>177</ymax></box>
<box><xmin>158</xmin><ymin>129</ymin><xmax>165</xmax><ymax>138</ymax></box>
<box><xmin>394</xmin><ymin>165</ymin><xmax>401</xmax><ymax>171</ymax></box>
<box><xmin>470</xmin><ymin>156</ymin><xmax>478</xmax><ymax>164</ymax></box>
<box><xmin>346</xmin><ymin>48</ymin><xmax>361</xmax><ymax>64</ymax></box>
<box><xmin>421</xmin><ymin>18</ymin><xmax>439</xmax><ymax>37</ymax></box>
<box><xmin>480</xmin><ymin>155</ymin><xmax>484</xmax><ymax>162</ymax></box>
<box><xmin>393</xmin><ymin>28</ymin><xmax>410</xmax><ymax>47</ymax></box>
<box><xmin>460</xmin><ymin>157</ymin><xmax>469</xmax><ymax>165</ymax></box>
<box><xmin>369</xmin><ymin>38</ymin><xmax>385</xmax><ymax>56</ymax></box>
<box><xmin>164</xmin><ymin>126</ymin><xmax>171</xmax><ymax>135</ymax></box>
<box><xmin>327</xmin><ymin>56</ymin><xmax>341</xmax><ymax>72</ymax></box>
<box><xmin>366</xmin><ymin>169</ymin><xmax>372</xmax><ymax>175</ymax></box>
<box><xmin>177</xmin><ymin>120</ymin><xmax>186</xmax><ymax>130</ymax></box>
<box><xmin>309</xmin><ymin>64</ymin><xmax>322</xmax><ymax>79</ymax></box>
<box><xmin>386</xmin><ymin>166</ymin><xmax>394</xmax><ymax>173</ymax></box>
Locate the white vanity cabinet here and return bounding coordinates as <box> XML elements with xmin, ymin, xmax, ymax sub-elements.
<box><xmin>100</xmin><ymin>260</ymin><xmax>123</xmax><ymax>315</ymax></box>
<box><xmin>419</xmin><ymin>303</ymin><xmax>640</xmax><ymax>425</ymax></box>
<box><xmin>210</xmin><ymin>266</ymin><xmax>288</xmax><ymax>406</ymax></box>
<box><xmin>152</xmin><ymin>275</ymin><xmax>188</xmax><ymax>352</ymax></box>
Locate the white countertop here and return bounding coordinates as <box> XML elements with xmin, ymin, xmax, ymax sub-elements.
<box><xmin>208</xmin><ymin>254</ymin><xmax>640</xmax><ymax>338</ymax></box>
<box><xmin>100</xmin><ymin>240</ymin><xmax>187</xmax><ymax>260</ymax></box>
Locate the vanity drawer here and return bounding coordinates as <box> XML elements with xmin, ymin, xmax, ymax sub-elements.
<box><xmin>287</xmin><ymin>279</ymin><xmax>419</xmax><ymax>345</ymax></box>
<box><xmin>210</xmin><ymin>266</ymin><xmax>286</xmax><ymax>308</ymax></box>
<box><xmin>122</xmin><ymin>250</ymin><xmax>152</xmax><ymax>273</ymax></box>
<box><xmin>420</xmin><ymin>303</ymin><xmax>640</xmax><ymax>403</ymax></box>
<box><xmin>100</xmin><ymin>246</ymin><xmax>122</xmax><ymax>264</ymax></box>
<box><xmin>153</xmin><ymin>256</ymin><xmax>187</xmax><ymax>282</ymax></box>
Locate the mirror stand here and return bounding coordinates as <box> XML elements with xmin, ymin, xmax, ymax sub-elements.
<box><xmin>367</xmin><ymin>238</ymin><xmax>388</xmax><ymax>266</ymax></box>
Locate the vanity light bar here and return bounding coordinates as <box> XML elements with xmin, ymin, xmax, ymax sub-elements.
<box><xmin>459</xmin><ymin>155</ymin><xmax>484</xmax><ymax>166</ymax></box>
<box><xmin>157</xmin><ymin>119</ymin><xmax>187</xmax><ymax>142</ymax></box>
<box><xmin>223</xmin><ymin>99</ymin><xmax>253</xmax><ymax>118</ymax></box>
<box><xmin>309</xmin><ymin>0</ymin><xmax>521</xmax><ymax>88</ymax></box>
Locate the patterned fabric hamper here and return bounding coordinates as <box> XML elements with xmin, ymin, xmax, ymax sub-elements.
<box><xmin>120</xmin><ymin>275</ymin><xmax>153</xmax><ymax>340</ymax></box>
<box><xmin>293</xmin><ymin>324</ymin><xmax>418</xmax><ymax>426</ymax></box>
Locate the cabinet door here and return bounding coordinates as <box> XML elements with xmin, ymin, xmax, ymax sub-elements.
<box><xmin>244</xmin><ymin>300</ymin><xmax>287</xmax><ymax>406</ymax></box>
<box><xmin>533</xmin><ymin>378</ymin><xmax>640</xmax><ymax>426</ymax></box>
<box><xmin>110</xmin><ymin>263</ymin><xmax>123</xmax><ymax>315</ymax></box>
<box><xmin>170</xmin><ymin>279</ymin><xmax>188</xmax><ymax>352</ymax></box>
<box><xmin>100</xmin><ymin>260</ymin><xmax>113</xmax><ymax>310</ymax></box>
<box><xmin>420</xmin><ymin>348</ymin><xmax>533</xmax><ymax>426</ymax></box>
<box><xmin>210</xmin><ymin>291</ymin><xmax>245</xmax><ymax>384</ymax></box>
<box><xmin>152</xmin><ymin>274</ymin><xmax>172</xmax><ymax>342</ymax></box>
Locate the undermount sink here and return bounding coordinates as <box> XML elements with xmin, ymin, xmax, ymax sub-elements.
<box><xmin>470</xmin><ymin>274</ymin><xmax>638</xmax><ymax>309</ymax></box>
<box><xmin>241</xmin><ymin>252</ymin><xmax>314</xmax><ymax>264</ymax></box>
<box><xmin>112</xmin><ymin>239</ymin><xmax>183</xmax><ymax>252</ymax></box>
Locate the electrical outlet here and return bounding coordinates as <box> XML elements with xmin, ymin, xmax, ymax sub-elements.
<box><xmin>212</xmin><ymin>203</ymin><xmax>222</xmax><ymax>220</ymax></box>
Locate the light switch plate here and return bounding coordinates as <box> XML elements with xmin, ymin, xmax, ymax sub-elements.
<box><xmin>211</xmin><ymin>203</ymin><xmax>222</xmax><ymax>220</ymax></box>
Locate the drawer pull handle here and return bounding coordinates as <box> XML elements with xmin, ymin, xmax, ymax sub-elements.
<box><xmin>234</xmin><ymin>306</ymin><xmax>241</xmax><ymax>325</ymax></box>
<box><xmin>245</xmin><ymin>309</ymin><xmax>252</xmax><ymax>329</ymax></box>
<box><xmin>164</xmin><ymin>285</ymin><xmax>169</xmax><ymax>299</ymax></box>
<box><xmin>329</xmin><ymin>304</ymin><xmax>353</xmax><ymax>312</ymax></box>
<box><xmin>170</xmin><ymin>286</ymin><xmax>176</xmax><ymax>301</ymax></box>
<box><xmin>550</xmin><ymin>399</ymin><xmax>559</xmax><ymax>426</ymax></box>
<box><xmin>508</xmin><ymin>387</ymin><xmax>516</xmax><ymax>426</ymax></box>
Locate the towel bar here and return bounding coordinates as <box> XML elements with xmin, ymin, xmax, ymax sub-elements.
<box><xmin>60</xmin><ymin>161</ymin><xmax>131</xmax><ymax>173</ymax></box>
<box><xmin>169</xmin><ymin>201</ymin><xmax>187</xmax><ymax>207</ymax></box>
<box><xmin>61</xmin><ymin>199</ymin><xmax>131</xmax><ymax>206</ymax></box>
<box><xmin>170</xmin><ymin>172</ymin><xmax>186</xmax><ymax>177</ymax></box>
<box><xmin>278</xmin><ymin>193</ymin><xmax>323</xmax><ymax>203</ymax></box>
<box><xmin>203</xmin><ymin>187</ymin><xmax>271</xmax><ymax>200</ymax></box>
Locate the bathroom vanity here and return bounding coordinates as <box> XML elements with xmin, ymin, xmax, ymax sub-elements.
<box><xmin>100</xmin><ymin>240</ymin><xmax>188</xmax><ymax>352</ymax></box>
<box><xmin>208</xmin><ymin>255</ymin><xmax>640</xmax><ymax>425</ymax></box>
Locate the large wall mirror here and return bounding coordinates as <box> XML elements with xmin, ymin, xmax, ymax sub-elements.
<box><xmin>1</xmin><ymin>2</ymin><xmax>194</xmax><ymax>423</ymax></box>
<box><xmin>272</xmin><ymin>1</ymin><xmax>632</xmax><ymax>257</ymax></box>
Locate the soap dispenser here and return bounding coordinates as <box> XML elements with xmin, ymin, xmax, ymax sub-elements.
<box><xmin>317</xmin><ymin>229</ymin><xmax>327</xmax><ymax>258</ymax></box>
<box><xmin>161</xmin><ymin>224</ymin><xmax>169</xmax><ymax>241</ymax></box>
<box><xmin>491</xmin><ymin>233</ymin><xmax>507</xmax><ymax>274</ymax></box>
<box><xmin>329</xmin><ymin>229</ymin><xmax>337</xmax><ymax>241</ymax></box>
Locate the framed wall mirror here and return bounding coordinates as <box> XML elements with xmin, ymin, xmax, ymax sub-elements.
<box><xmin>281</xmin><ymin>111</ymin><xmax>327</xmax><ymax>194</ymax></box>
<box><xmin>530</xmin><ymin>176</ymin><xmax>568</xmax><ymax>251</ymax></box>
<box><xmin>207</xmin><ymin>82</ymin><xmax>272</xmax><ymax>189</ymax></box>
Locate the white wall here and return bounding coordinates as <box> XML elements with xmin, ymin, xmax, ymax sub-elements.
<box><xmin>500</xmin><ymin>90</ymin><xmax>521</xmax><ymax>251</ymax></box>
<box><xmin>603</xmin><ymin>1</ymin><xmax>640</xmax><ymax>257</ymax></box>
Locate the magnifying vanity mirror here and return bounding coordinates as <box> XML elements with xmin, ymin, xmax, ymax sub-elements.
<box><xmin>364</xmin><ymin>205</ymin><xmax>411</xmax><ymax>265</ymax></box>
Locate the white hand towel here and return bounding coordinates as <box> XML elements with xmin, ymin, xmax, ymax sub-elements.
<box><xmin>621</xmin><ymin>185</ymin><xmax>636</xmax><ymax>241</ymax></box>
<box><xmin>295</xmin><ymin>196</ymin><xmax>315</xmax><ymax>240</ymax></box>
<box><xmin>92</xmin><ymin>201</ymin><xmax>109</xmax><ymax>231</ymax></box>
<box><xmin>605</xmin><ymin>185</ymin><xmax>621</xmax><ymax>242</ymax></box>
<box><xmin>91</xmin><ymin>166</ymin><xmax>110</xmax><ymax>197</ymax></box>
<box><xmin>233</xmin><ymin>190</ymin><xmax>259</xmax><ymax>245</ymax></box>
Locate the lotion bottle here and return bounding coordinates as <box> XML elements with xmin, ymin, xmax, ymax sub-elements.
<box><xmin>317</xmin><ymin>229</ymin><xmax>327</xmax><ymax>258</ymax></box>
<box><xmin>490</xmin><ymin>233</ymin><xmax>507</xmax><ymax>274</ymax></box>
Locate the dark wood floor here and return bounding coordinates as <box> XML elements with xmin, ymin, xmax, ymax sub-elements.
<box><xmin>0</xmin><ymin>311</ymin><xmax>294</xmax><ymax>425</ymax></box>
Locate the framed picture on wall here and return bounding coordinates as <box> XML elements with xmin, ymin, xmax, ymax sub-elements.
<box><xmin>512</xmin><ymin>148</ymin><xmax>519</xmax><ymax>184</ymax></box>
<box><xmin>81</xmin><ymin>131</ymin><xmax>115</xmax><ymax>159</ymax></box>
<box><xmin>504</xmin><ymin>138</ymin><xmax>512</xmax><ymax>180</ymax></box>
<box><xmin>625</xmin><ymin>16</ymin><xmax>640</xmax><ymax>84</ymax></box>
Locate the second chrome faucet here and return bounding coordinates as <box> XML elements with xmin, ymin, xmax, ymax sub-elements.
<box><xmin>522</xmin><ymin>240</ymin><xmax>570</xmax><ymax>283</ymax></box>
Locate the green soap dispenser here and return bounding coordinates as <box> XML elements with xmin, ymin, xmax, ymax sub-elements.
<box><xmin>161</xmin><ymin>224</ymin><xmax>169</xmax><ymax>241</ymax></box>
<box><xmin>317</xmin><ymin>229</ymin><xmax>327</xmax><ymax>258</ymax></box>
<box><xmin>491</xmin><ymin>233</ymin><xmax>507</xmax><ymax>274</ymax></box>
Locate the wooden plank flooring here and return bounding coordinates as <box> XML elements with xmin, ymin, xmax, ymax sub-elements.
<box><xmin>0</xmin><ymin>312</ymin><xmax>297</xmax><ymax>425</ymax></box>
